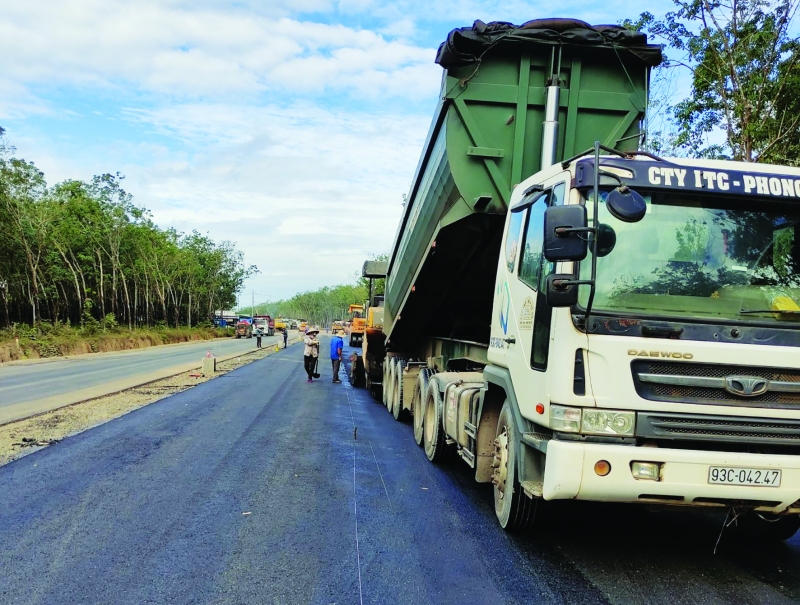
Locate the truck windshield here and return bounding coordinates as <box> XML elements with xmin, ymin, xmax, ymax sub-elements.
<box><xmin>579</xmin><ymin>189</ymin><xmax>800</xmax><ymax>324</ymax></box>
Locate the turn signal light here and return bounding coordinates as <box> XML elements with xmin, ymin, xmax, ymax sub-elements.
<box><xmin>535</xmin><ymin>403</ymin><xmax>545</xmax><ymax>414</ymax></box>
<box><xmin>594</xmin><ymin>460</ymin><xmax>611</xmax><ymax>476</ymax></box>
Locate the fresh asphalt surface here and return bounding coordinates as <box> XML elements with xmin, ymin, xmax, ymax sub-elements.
<box><xmin>1</xmin><ymin>336</ymin><xmax>799</xmax><ymax>605</ymax></box>
<box><xmin>0</xmin><ymin>333</ymin><xmax>281</xmax><ymax>410</ymax></box>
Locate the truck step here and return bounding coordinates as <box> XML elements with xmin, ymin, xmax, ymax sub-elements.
<box><xmin>520</xmin><ymin>481</ymin><xmax>543</xmax><ymax>499</ymax></box>
<box><xmin>458</xmin><ymin>447</ymin><xmax>475</xmax><ymax>468</ymax></box>
<box><xmin>464</xmin><ymin>422</ymin><xmax>477</xmax><ymax>439</ymax></box>
<box><xmin>522</xmin><ymin>432</ymin><xmax>551</xmax><ymax>452</ymax></box>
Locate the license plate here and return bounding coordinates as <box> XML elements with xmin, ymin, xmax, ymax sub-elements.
<box><xmin>708</xmin><ymin>466</ymin><xmax>781</xmax><ymax>487</ymax></box>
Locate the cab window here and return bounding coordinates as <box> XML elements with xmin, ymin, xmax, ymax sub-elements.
<box><xmin>518</xmin><ymin>195</ymin><xmax>549</xmax><ymax>290</ymax></box>
<box><xmin>505</xmin><ymin>210</ymin><xmax>526</xmax><ymax>273</ymax></box>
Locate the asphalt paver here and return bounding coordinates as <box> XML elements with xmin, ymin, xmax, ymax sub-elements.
<box><xmin>1</xmin><ymin>337</ymin><xmax>797</xmax><ymax>604</ymax></box>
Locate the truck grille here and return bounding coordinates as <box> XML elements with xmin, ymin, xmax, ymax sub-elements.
<box><xmin>637</xmin><ymin>412</ymin><xmax>800</xmax><ymax>446</ymax></box>
<box><xmin>631</xmin><ymin>360</ymin><xmax>800</xmax><ymax>408</ymax></box>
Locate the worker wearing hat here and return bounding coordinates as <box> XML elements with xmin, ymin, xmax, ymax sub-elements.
<box><xmin>303</xmin><ymin>326</ymin><xmax>320</xmax><ymax>382</ymax></box>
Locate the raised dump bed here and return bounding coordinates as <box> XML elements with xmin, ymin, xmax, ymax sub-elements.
<box><xmin>385</xmin><ymin>19</ymin><xmax>661</xmax><ymax>357</ymax></box>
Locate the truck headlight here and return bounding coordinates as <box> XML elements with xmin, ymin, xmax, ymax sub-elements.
<box><xmin>582</xmin><ymin>410</ymin><xmax>635</xmax><ymax>436</ymax></box>
<box><xmin>549</xmin><ymin>406</ymin><xmax>635</xmax><ymax>436</ymax></box>
<box><xmin>550</xmin><ymin>405</ymin><xmax>581</xmax><ymax>433</ymax></box>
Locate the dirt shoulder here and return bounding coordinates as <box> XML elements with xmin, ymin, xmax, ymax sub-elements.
<box><xmin>0</xmin><ymin>327</ymin><xmax>233</xmax><ymax>364</ymax></box>
<box><xmin>0</xmin><ymin>337</ymin><xmax>302</xmax><ymax>467</ymax></box>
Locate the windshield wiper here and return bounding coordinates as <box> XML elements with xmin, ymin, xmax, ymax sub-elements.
<box><xmin>739</xmin><ymin>309</ymin><xmax>800</xmax><ymax>315</ymax></box>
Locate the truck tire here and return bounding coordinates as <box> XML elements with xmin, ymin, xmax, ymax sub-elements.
<box><xmin>493</xmin><ymin>401</ymin><xmax>537</xmax><ymax>531</ymax></box>
<box><xmin>422</xmin><ymin>381</ymin><xmax>452</xmax><ymax>463</ymax></box>
<box><xmin>385</xmin><ymin>358</ymin><xmax>397</xmax><ymax>412</ymax></box>
<box><xmin>392</xmin><ymin>359</ymin><xmax>407</xmax><ymax>421</ymax></box>
<box><xmin>382</xmin><ymin>359</ymin><xmax>391</xmax><ymax>407</ymax></box>
<box><xmin>736</xmin><ymin>513</ymin><xmax>800</xmax><ymax>542</ymax></box>
<box><xmin>413</xmin><ymin>369</ymin><xmax>432</xmax><ymax>446</ymax></box>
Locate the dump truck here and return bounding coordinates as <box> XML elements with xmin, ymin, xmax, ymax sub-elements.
<box><xmin>378</xmin><ymin>18</ymin><xmax>800</xmax><ymax>540</ymax></box>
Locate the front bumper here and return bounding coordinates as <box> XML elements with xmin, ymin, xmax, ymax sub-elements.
<box><xmin>543</xmin><ymin>440</ymin><xmax>800</xmax><ymax>513</ymax></box>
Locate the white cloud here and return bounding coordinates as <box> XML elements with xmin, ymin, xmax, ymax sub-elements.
<box><xmin>0</xmin><ymin>1</ymin><xmax>438</xmax><ymax>101</ymax></box>
<box><xmin>0</xmin><ymin>0</ymin><xmax>681</xmax><ymax>302</ymax></box>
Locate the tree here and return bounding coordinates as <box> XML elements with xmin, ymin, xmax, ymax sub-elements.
<box><xmin>630</xmin><ymin>0</ymin><xmax>800</xmax><ymax>163</ymax></box>
<box><xmin>0</xmin><ymin>130</ymin><xmax>255</xmax><ymax>330</ymax></box>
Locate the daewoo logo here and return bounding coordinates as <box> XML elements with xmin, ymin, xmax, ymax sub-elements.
<box><xmin>628</xmin><ymin>350</ymin><xmax>694</xmax><ymax>360</ymax></box>
<box><xmin>725</xmin><ymin>376</ymin><xmax>769</xmax><ymax>397</ymax></box>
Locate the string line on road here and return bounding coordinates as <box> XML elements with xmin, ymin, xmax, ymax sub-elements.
<box><xmin>342</xmin><ymin>372</ymin><xmax>365</xmax><ymax>605</ymax></box>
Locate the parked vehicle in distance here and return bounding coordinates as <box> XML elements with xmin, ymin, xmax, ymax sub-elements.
<box><xmin>234</xmin><ymin>321</ymin><xmax>252</xmax><ymax>339</ymax></box>
<box><xmin>299</xmin><ymin>320</ymin><xmax>308</xmax><ymax>332</ymax></box>
<box><xmin>274</xmin><ymin>317</ymin><xmax>287</xmax><ymax>332</ymax></box>
<box><xmin>253</xmin><ymin>315</ymin><xmax>275</xmax><ymax>336</ymax></box>
<box><xmin>290</xmin><ymin>319</ymin><xmax>298</xmax><ymax>329</ymax></box>
<box><xmin>332</xmin><ymin>321</ymin><xmax>345</xmax><ymax>334</ymax></box>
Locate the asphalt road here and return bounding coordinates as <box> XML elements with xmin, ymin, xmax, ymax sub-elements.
<box><xmin>1</xmin><ymin>337</ymin><xmax>798</xmax><ymax>605</ymax></box>
<box><xmin>0</xmin><ymin>332</ymin><xmax>286</xmax><ymax>423</ymax></box>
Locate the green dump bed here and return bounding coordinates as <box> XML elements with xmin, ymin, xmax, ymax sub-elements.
<box><xmin>384</xmin><ymin>19</ymin><xmax>661</xmax><ymax>352</ymax></box>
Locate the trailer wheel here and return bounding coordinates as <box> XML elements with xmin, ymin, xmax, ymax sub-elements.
<box><xmin>413</xmin><ymin>370</ymin><xmax>431</xmax><ymax>446</ymax></box>
<box><xmin>493</xmin><ymin>401</ymin><xmax>537</xmax><ymax>531</ymax></box>
<box><xmin>423</xmin><ymin>381</ymin><xmax>452</xmax><ymax>462</ymax></box>
<box><xmin>736</xmin><ymin>513</ymin><xmax>800</xmax><ymax>542</ymax></box>
<box><xmin>392</xmin><ymin>359</ymin><xmax>407</xmax><ymax>421</ymax></box>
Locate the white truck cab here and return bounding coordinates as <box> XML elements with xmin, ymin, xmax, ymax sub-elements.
<box><xmin>485</xmin><ymin>151</ymin><xmax>800</xmax><ymax>537</ymax></box>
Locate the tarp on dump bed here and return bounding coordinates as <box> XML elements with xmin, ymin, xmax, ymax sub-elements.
<box><xmin>437</xmin><ymin>18</ymin><xmax>662</xmax><ymax>69</ymax></box>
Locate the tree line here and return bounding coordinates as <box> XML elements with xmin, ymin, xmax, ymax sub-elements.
<box><xmin>0</xmin><ymin>130</ymin><xmax>256</xmax><ymax>329</ymax></box>
<box><xmin>252</xmin><ymin>284</ymin><xmax>369</xmax><ymax>328</ymax></box>
<box><xmin>629</xmin><ymin>0</ymin><xmax>800</xmax><ymax>164</ymax></box>
<box><xmin>251</xmin><ymin>276</ymin><xmax>387</xmax><ymax>328</ymax></box>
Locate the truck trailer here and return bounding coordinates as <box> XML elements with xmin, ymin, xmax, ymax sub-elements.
<box><xmin>376</xmin><ymin>18</ymin><xmax>800</xmax><ymax>540</ymax></box>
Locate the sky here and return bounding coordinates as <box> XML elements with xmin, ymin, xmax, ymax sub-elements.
<box><xmin>0</xmin><ymin>0</ymin><xmax>677</xmax><ymax>305</ymax></box>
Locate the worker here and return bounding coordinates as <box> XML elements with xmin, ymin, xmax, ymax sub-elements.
<box><xmin>330</xmin><ymin>332</ymin><xmax>343</xmax><ymax>384</ymax></box>
<box><xmin>282</xmin><ymin>327</ymin><xmax>288</xmax><ymax>349</ymax></box>
<box><xmin>255</xmin><ymin>327</ymin><xmax>263</xmax><ymax>349</ymax></box>
<box><xmin>303</xmin><ymin>326</ymin><xmax>320</xmax><ymax>382</ymax></box>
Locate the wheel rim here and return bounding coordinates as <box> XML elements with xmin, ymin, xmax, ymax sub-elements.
<box><xmin>492</xmin><ymin>426</ymin><xmax>510</xmax><ymax>500</ymax></box>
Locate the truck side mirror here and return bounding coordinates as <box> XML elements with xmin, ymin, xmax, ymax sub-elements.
<box><xmin>546</xmin><ymin>274</ymin><xmax>579</xmax><ymax>307</ymax></box>
<box><xmin>543</xmin><ymin>206</ymin><xmax>589</xmax><ymax>262</ymax></box>
<box><xmin>596</xmin><ymin>223</ymin><xmax>617</xmax><ymax>257</ymax></box>
<box><xmin>606</xmin><ymin>187</ymin><xmax>646</xmax><ymax>223</ymax></box>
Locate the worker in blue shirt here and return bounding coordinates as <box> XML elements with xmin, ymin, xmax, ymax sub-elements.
<box><xmin>330</xmin><ymin>333</ymin><xmax>344</xmax><ymax>384</ymax></box>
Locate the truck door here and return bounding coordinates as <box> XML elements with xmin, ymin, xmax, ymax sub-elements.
<box><xmin>490</xmin><ymin>178</ymin><xmax>567</xmax><ymax>419</ymax></box>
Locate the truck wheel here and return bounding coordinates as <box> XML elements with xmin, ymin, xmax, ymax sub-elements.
<box><xmin>386</xmin><ymin>357</ymin><xmax>398</xmax><ymax>414</ymax></box>
<box><xmin>736</xmin><ymin>513</ymin><xmax>800</xmax><ymax>542</ymax></box>
<box><xmin>392</xmin><ymin>359</ymin><xmax>407</xmax><ymax>421</ymax></box>
<box><xmin>413</xmin><ymin>370</ymin><xmax>431</xmax><ymax>446</ymax></box>
<box><xmin>382</xmin><ymin>359</ymin><xmax>391</xmax><ymax>407</ymax></box>
<box><xmin>493</xmin><ymin>401</ymin><xmax>537</xmax><ymax>531</ymax></box>
<box><xmin>423</xmin><ymin>381</ymin><xmax>452</xmax><ymax>462</ymax></box>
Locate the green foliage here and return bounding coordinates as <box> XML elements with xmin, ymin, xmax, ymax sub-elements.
<box><xmin>627</xmin><ymin>1</ymin><xmax>800</xmax><ymax>163</ymax></box>
<box><xmin>81</xmin><ymin>300</ymin><xmax>101</xmax><ymax>335</ymax></box>
<box><xmin>253</xmin><ymin>283</ymin><xmax>370</xmax><ymax>327</ymax></box>
<box><xmin>0</xmin><ymin>138</ymin><xmax>256</xmax><ymax>329</ymax></box>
